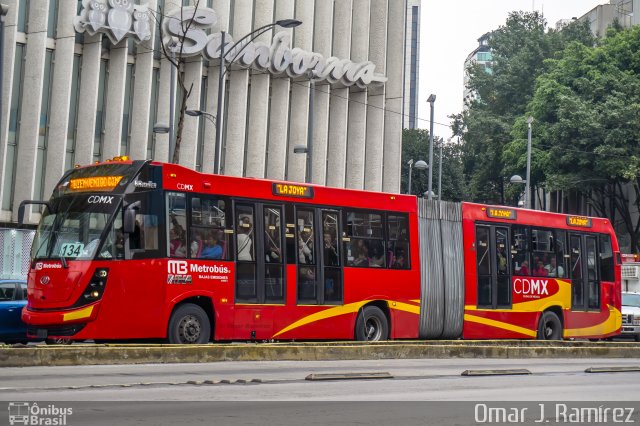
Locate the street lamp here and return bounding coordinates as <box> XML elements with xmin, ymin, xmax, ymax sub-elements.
<box><xmin>407</xmin><ymin>159</ymin><xmax>428</xmax><ymax>195</ymax></box>
<box><xmin>427</xmin><ymin>94</ymin><xmax>436</xmax><ymax>200</ymax></box>
<box><xmin>153</xmin><ymin>123</ymin><xmax>170</xmax><ymax>134</ymax></box>
<box><xmin>214</xmin><ymin>19</ymin><xmax>302</xmax><ymax>174</ymax></box>
<box><xmin>525</xmin><ymin>116</ymin><xmax>533</xmax><ymax>209</ymax></box>
<box><xmin>509</xmin><ymin>174</ymin><xmax>527</xmax><ymax>207</ymax></box>
<box><xmin>186</xmin><ymin>109</ymin><xmax>216</xmax><ymax>126</ymax></box>
<box><xmin>510</xmin><ymin>117</ymin><xmax>534</xmax><ymax>209</ymax></box>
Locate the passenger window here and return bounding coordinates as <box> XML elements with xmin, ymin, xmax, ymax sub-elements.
<box><xmin>388</xmin><ymin>214</ymin><xmax>410</xmax><ymax>269</ymax></box>
<box><xmin>531</xmin><ymin>228</ymin><xmax>553</xmax><ymax>277</ymax></box>
<box><xmin>190</xmin><ymin>197</ymin><xmax>231</xmax><ymax>260</ymax></box>
<box><xmin>600</xmin><ymin>234</ymin><xmax>614</xmax><ymax>282</ymax></box>
<box><xmin>511</xmin><ymin>226</ymin><xmax>530</xmax><ymax>276</ymax></box>
<box><xmin>167</xmin><ymin>192</ymin><xmax>187</xmax><ymax>258</ymax></box>
<box><xmin>344</xmin><ymin>211</ymin><xmax>385</xmax><ymax>268</ymax></box>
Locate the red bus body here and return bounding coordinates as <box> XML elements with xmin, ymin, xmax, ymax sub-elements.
<box><xmin>22</xmin><ymin>161</ymin><xmax>621</xmax><ymax>342</ymax></box>
<box><xmin>461</xmin><ymin>203</ymin><xmax>621</xmax><ymax>340</ymax></box>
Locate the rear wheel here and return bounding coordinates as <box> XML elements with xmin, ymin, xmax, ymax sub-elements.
<box><xmin>355</xmin><ymin>306</ymin><xmax>389</xmax><ymax>341</ymax></box>
<box><xmin>537</xmin><ymin>311</ymin><xmax>563</xmax><ymax>340</ymax></box>
<box><xmin>168</xmin><ymin>304</ymin><xmax>211</xmax><ymax>344</ymax></box>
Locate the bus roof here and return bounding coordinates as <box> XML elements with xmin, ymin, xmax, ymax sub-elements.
<box><xmin>461</xmin><ymin>201</ymin><xmax>615</xmax><ymax>235</ymax></box>
<box><xmin>154</xmin><ymin>161</ymin><xmax>418</xmax><ymax>213</ymax></box>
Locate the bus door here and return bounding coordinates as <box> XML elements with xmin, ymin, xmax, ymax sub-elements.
<box><xmin>569</xmin><ymin>233</ymin><xmax>600</xmax><ymax>311</ymax></box>
<box><xmin>295</xmin><ymin>208</ymin><xmax>343</xmax><ymax>305</ymax></box>
<box><xmin>233</xmin><ymin>202</ymin><xmax>285</xmax><ymax>339</ymax></box>
<box><xmin>476</xmin><ymin>224</ymin><xmax>512</xmax><ymax>308</ymax></box>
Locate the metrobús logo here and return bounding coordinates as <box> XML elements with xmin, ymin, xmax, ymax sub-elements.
<box><xmin>190</xmin><ymin>264</ymin><xmax>230</xmax><ymax>274</ymax></box>
<box><xmin>167</xmin><ymin>260</ymin><xmax>191</xmax><ymax>284</ymax></box>
<box><xmin>8</xmin><ymin>402</ymin><xmax>73</xmax><ymax>425</ymax></box>
<box><xmin>167</xmin><ymin>260</ymin><xmax>230</xmax><ymax>283</ymax></box>
<box><xmin>34</xmin><ymin>262</ymin><xmax>63</xmax><ymax>271</ymax></box>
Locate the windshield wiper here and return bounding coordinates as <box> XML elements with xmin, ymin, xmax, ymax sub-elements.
<box><xmin>60</xmin><ymin>256</ymin><xmax>68</xmax><ymax>269</ymax></box>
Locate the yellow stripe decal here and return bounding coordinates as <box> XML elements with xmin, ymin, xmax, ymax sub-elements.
<box><xmin>63</xmin><ymin>306</ymin><xmax>94</xmax><ymax>322</ymax></box>
<box><xmin>464</xmin><ymin>313</ymin><xmax>537</xmax><ymax>338</ymax></box>
<box><xmin>273</xmin><ymin>300</ymin><xmax>420</xmax><ymax>338</ymax></box>
<box><xmin>564</xmin><ymin>306</ymin><xmax>622</xmax><ymax>337</ymax></box>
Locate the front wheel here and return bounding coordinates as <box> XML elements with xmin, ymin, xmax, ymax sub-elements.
<box><xmin>355</xmin><ymin>306</ymin><xmax>389</xmax><ymax>341</ymax></box>
<box><xmin>537</xmin><ymin>311</ymin><xmax>563</xmax><ymax>340</ymax></box>
<box><xmin>168</xmin><ymin>303</ymin><xmax>211</xmax><ymax>344</ymax></box>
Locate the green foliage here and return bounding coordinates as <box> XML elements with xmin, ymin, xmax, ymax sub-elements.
<box><xmin>461</xmin><ymin>11</ymin><xmax>597</xmax><ymax>206</ymax></box>
<box><xmin>401</xmin><ymin>129</ymin><xmax>465</xmax><ymax>201</ymax></box>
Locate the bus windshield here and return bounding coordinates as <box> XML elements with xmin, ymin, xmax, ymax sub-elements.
<box><xmin>31</xmin><ymin>195</ymin><xmax>123</xmax><ymax>261</ymax></box>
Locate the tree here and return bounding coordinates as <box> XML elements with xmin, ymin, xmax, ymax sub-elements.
<box><xmin>155</xmin><ymin>1</ymin><xmax>205</xmax><ymax>164</ymax></box>
<box><xmin>460</xmin><ymin>12</ymin><xmax>594</xmax><ymax>204</ymax></box>
<box><xmin>524</xmin><ymin>25</ymin><xmax>640</xmax><ymax>251</ymax></box>
<box><xmin>401</xmin><ymin>129</ymin><xmax>465</xmax><ymax>200</ymax></box>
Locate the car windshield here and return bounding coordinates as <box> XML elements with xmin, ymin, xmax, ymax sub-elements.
<box><xmin>622</xmin><ymin>293</ymin><xmax>640</xmax><ymax>308</ymax></box>
<box><xmin>31</xmin><ymin>195</ymin><xmax>123</xmax><ymax>261</ymax></box>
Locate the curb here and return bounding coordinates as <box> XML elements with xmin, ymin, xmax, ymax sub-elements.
<box><xmin>1</xmin><ymin>342</ymin><xmax>639</xmax><ymax>367</ymax></box>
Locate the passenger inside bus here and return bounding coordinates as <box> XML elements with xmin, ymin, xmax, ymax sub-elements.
<box><xmin>323</xmin><ymin>232</ymin><xmax>338</xmax><ymax>266</ymax></box>
<box><xmin>237</xmin><ymin>218</ymin><xmax>253</xmax><ymax>261</ymax></box>
<box><xmin>200</xmin><ymin>230</ymin><xmax>223</xmax><ymax>260</ymax></box>
<box><xmin>533</xmin><ymin>260</ymin><xmax>548</xmax><ymax>277</ymax></box>
<box><xmin>169</xmin><ymin>225</ymin><xmax>186</xmax><ymax>257</ymax></box>
<box><xmin>546</xmin><ymin>257</ymin><xmax>564</xmax><ymax>277</ymax></box>
<box><xmin>352</xmin><ymin>240</ymin><xmax>370</xmax><ymax>267</ymax></box>
<box><xmin>516</xmin><ymin>260</ymin><xmax>529</xmax><ymax>275</ymax></box>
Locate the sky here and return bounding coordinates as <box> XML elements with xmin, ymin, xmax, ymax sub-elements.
<box><xmin>419</xmin><ymin>0</ymin><xmax>607</xmax><ymax>139</ymax></box>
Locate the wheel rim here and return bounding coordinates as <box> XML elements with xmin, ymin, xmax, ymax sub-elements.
<box><xmin>178</xmin><ymin>314</ymin><xmax>201</xmax><ymax>343</ymax></box>
<box><xmin>364</xmin><ymin>316</ymin><xmax>382</xmax><ymax>341</ymax></box>
<box><xmin>543</xmin><ymin>319</ymin><xmax>556</xmax><ymax>339</ymax></box>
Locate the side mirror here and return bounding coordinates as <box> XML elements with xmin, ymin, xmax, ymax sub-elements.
<box><xmin>123</xmin><ymin>201</ymin><xmax>141</xmax><ymax>234</ymax></box>
<box><xmin>18</xmin><ymin>200</ymin><xmax>53</xmax><ymax>224</ymax></box>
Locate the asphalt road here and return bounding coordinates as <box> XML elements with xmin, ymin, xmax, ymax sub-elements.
<box><xmin>2</xmin><ymin>358</ymin><xmax>640</xmax><ymax>425</ymax></box>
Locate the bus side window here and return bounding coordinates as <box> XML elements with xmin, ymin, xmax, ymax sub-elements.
<box><xmin>388</xmin><ymin>214</ymin><xmax>409</xmax><ymax>269</ymax></box>
<box><xmin>511</xmin><ymin>226</ymin><xmax>530</xmax><ymax>276</ymax></box>
<box><xmin>599</xmin><ymin>234</ymin><xmax>614</xmax><ymax>282</ymax></box>
<box><xmin>167</xmin><ymin>192</ymin><xmax>187</xmax><ymax>258</ymax></box>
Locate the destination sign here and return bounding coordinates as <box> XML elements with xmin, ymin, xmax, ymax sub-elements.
<box><xmin>486</xmin><ymin>207</ymin><xmax>516</xmax><ymax>220</ymax></box>
<box><xmin>70</xmin><ymin>176</ymin><xmax>123</xmax><ymax>191</ymax></box>
<box><xmin>272</xmin><ymin>183</ymin><xmax>314</xmax><ymax>198</ymax></box>
<box><xmin>567</xmin><ymin>216</ymin><xmax>592</xmax><ymax>228</ymax></box>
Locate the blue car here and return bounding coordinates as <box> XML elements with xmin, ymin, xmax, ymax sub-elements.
<box><xmin>0</xmin><ymin>279</ymin><xmax>28</xmax><ymax>343</ymax></box>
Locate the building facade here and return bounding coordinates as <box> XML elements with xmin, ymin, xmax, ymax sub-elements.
<box><xmin>0</xmin><ymin>0</ymin><xmax>411</xmax><ymax>230</ymax></box>
<box><xmin>402</xmin><ymin>0</ymin><xmax>419</xmax><ymax>129</ymax></box>
<box><xmin>462</xmin><ymin>32</ymin><xmax>491</xmax><ymax>108</ymax></box>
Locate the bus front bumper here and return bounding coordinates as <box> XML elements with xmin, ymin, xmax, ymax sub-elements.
<box><xmin>22</xmin><ymin>303</ymin><xmax>100</xmax><ymax>339</ymax></box>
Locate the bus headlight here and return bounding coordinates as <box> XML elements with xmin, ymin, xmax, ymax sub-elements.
<box><xmin>74</xmin><ymin>268</ymin><xmax>109</xmax><ymax>306</ymax></box>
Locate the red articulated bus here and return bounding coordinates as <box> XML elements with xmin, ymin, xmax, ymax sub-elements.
<box><xmin>18</xmin><ymin>159</ymin><xmax>621</xmax><ymax>343</ymax></box>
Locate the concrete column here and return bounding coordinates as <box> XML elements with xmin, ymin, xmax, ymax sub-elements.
<box><xmin>344</xmin><ymin>0</ymin><xmax>369</xmax><ymax>189</ymax></box>
<box><xmin>244</xmin><ymin>0</ymin><xmax>273</xmax><ymax>179</ymax></box>
<box><xmin>223</xmin><ymin>0</ymin><xmax>253</xmax><ymax>177</ymax></box>
<box><xmin>201</xmin><ymin>0</ymin><xmax>230</xmax><ymax>174</ymax></box>
<box><xmin>154</xmin><ymin>57</ymin><xmax>171</xmax><ymax>163</ymax></box>
<box><xmin>364</xmin><ymin>88</ymin><xmax>385</xmax><ymax>191</ymax></box>
<box><xmin>309</xmin><ymin>0</ymin><xmax>332</xmax><ymax>185</ymax></box>
<box><xmin>382</xmin><ymin>0</ymin><xmax>405</xmax><ymax>194</ymax></box>
<box><xmin>265</xmin><ymin>0</ymin><xmax>294</xmax><ymax>180</ymax></box>
<box><xmin>12</xmin><ymin>0</ymin><xmax>47</xmax><ymax>221</ymax></box>
<box><xmin>179</xmin><ymin>58</ymin><xmax>203</xmax><ymax>169</ymax></box>
<box><xmin>74</xmin><ymin>34</ymin><xmax>102</xmax><ymax>166</ymax></box>
<box><xmin>129</xmin><ymin>0</ymin><xmax>157</xmax><ymax>162</ymax></box>
<box><xmin>364</xmin><ymin>0</ymin><xmax>388</xmax><ymax>192</ymax></box>
<box><xmin>285</xmin><ymin>0</ymin><xmax>314</xmax><ymax>183</ymax></box>
<box><xmin>43</xmin><ymin>0</ymin><xmax>77</xmax><ymax>197</ymax></box>
<box><xmin>0</xmin><ymin>0</ymin><xmax>18</xmax><ymax>220</ymax></box>
<box><xmin>102</xmin><ymin>43</ymin><xmax>128</xmax><ymax>159</ymax></box>
<box><xmin>345</xmin><ymin>90</ymin><xmax>367</xmax><ymax>189</ymax></box>
<box><xmin>325</xmin><ymin>0</ymin><xmax>352</xmax><ymax>188</ymax></box>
